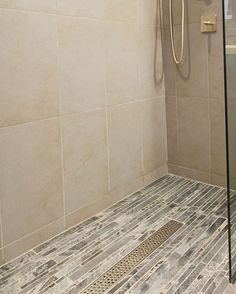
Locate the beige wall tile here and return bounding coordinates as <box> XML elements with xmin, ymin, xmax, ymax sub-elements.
<box><xmin>0</xmin><ymin>0</ymin><xmax>57</xmax><ymax>13</ymax></box>
<box><xmin>0</xmin><ymin>216</ymin><xmax>2</xmax><ymax>249</ymax></box>
<box><xmin>166</xmin><ymin>96</ymin><xmax>178</xmax><ymax>165</ymax></box>
<box><xmin>210</xmin><ymin>99</ymin><xmax>226</xmax><ymax>176</ymax></box>
<box><xmin>58</xmin><ymin>0</ymin><xmax>138</xmax><ymax>22</ymax></box>
<box><xmin>65</xmin><ymin>197</ymin><xmax>111</xmax><ymax>229</ymax></box>
<box><xmin>161</xmin><ymin>0</ymin><xmax>184</xmax><ymax>27</ymax></box>
<box><xmin>227</xmin><ymin>99</ymin><xmax>236</xmax><ymax>180</ymax></box>
<box><xmin>108</xmin><ymin>164</ymin><xmax>166</xmax><ymax>209</ymax></box>
<box><xmin>184</xmin><ymin>1</ymin><xmax>205</xmax><ymax>24</ymax></box>
<box><xmin>106</xmin><ymin>21</ymin><xmax>139</xmax><ymax>105</ymax></box>
<box><xmin>205</xmin><ymin>0</ymin><xmax>223</xmax><ymax>21</ymax></box>
<box><xmin>0</xmin><ymin>118</ymin><xmax>64</xmax><ymax>245</ymax></box>
<box><xmin>61</xmin><ymin>110</ymin><xmax>109</xmax><ymax>214</ymax></box>
<box><xmin>143</xmin><ymin>164</ymin><xmax>168</xmax><ymax>186</ymax></box>
<box><xmin>142</xmin><ymin>97</ymin><xmax>167</xmax><ymax>173</ymax></box>
<box><xmin>139</xmin><ymin>26</ymin><xmax>165</xmax><ymax>99</ymax></box>
<box><xmin>109</xmin><ymin>176</ymin><xmax>143</xmax><ymax>204</ymax></box>
<box><xmin>229</xmin><ymin>177</ymin><xmax>236</xmax><ymax>191</ymax></box>
<box><xmin>0</xmin><ymin>205</ymin><xmax>2</xmax><ymax>250</ymax></box>
<box><xmin>226</xmin><ymin>55</ymin><xmax>236</xmax><ymax>100</ymax></box>
<box><xmin>0</xmin><ymin>249</ymin><xmax>3</xmax><ymax>265</ymax></box>
<box><xmin>58</xmin><ymin>16</ymin><xmax>106</xmax><ymax>114</ymax></box>
<box><xmin>163</xmin><ymin>27</ymin><xmax>176</xmax><ymax>96</ymax></box>
<box><xmin>0</xmin><ymin>0</ymin><xmax>169</xmax><ymax>262</ymax></box>
<box><xmin>105</xmin><ymin>0</ymin><xmax>138</xmax><ymax>23</ymax></box>
<box><xmin>164</xmin><ymin>1</ymin><xmax>226</xmax><ymax>186</ymax></box>
<box><xmin>162</xmin><ymin>0</ymin><xmax>221</xmax><ymax>27</ymax></box>
<box><xmin>211</xmin><ymin>174</ymin><xmax>227</xmax><ymax>188</ymax></box>
<box><xmin>3</xmin><ymin>218</ymin><xmax>64</xmax><ymax>264</ymax></box>
<box><xmin>138</xmin><ymin>0</ymin><xmax>157</xmax><ymax>26</ymax></box>
<box><xmin>107</xmin><ymin>102</ymin><xmax>142</xmax><ymax>190</ymax></box>
<box><xmin>0</xmin><ymin>10</ymin><xmax>59</xmax><ymax>127</ymax></box>
<box><xmin>177</xmin><ymin>97</ymin><xmax>211</xmax><ymax>172</ymax></box>
<box><xmin>168</xmin><ymin>164</ymin><xmax>211</xmax><ymax>185</ymax></box>
<box><xmin>57</xmin><ymin>0</ymin><xmax>105</xmax><ymax>18</ymax></box>
<box><xmin>176</xmin><ymin>23</ymin><xmax>208</xmax><ymax>99</ymax></box>
<box><xmin>208</xmin><ymin>22</ymin><xmax>225</xmax><ymax>99</ymax></box>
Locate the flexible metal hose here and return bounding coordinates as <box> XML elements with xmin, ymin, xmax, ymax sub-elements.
<box><xmin>169</xmin><ymin>0</ymin><xmax>185</xmax><ymax>64</ymax></box>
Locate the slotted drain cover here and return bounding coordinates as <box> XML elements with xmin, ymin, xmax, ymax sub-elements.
<box><xmin>81</xmin><ymin>220</ymin><xmax>182</xmax><ymax>294</ymax></box>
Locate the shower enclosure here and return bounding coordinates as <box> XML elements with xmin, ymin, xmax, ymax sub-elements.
<box><xmin>1</xmin><ymin>0</ymin><xmax>236</xmax><ymax>291</ymax></box>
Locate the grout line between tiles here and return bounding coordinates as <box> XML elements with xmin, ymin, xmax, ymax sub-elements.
<box><xmin>140</xmin><ymin>101</ymin><xmax>145</xmax><ymax>174</ymax></box>
<box><xmin>0</xmin><ymin>97</ymin><xmax>165</xmax><ymax>131</ymax></box>
<box><xmin>105</xmin><ymin>109</ymin><xmax>111</xmax><ymax>192</ymax></box>
<box><xmin>55</xmin><ymin>11</ymin><xmax>66</xmax><ymax>228</ymax></box>
<box><xmin>0</xmin><ymin>201</ymin><xmax>5</xmax><ymax>260</ymax></box>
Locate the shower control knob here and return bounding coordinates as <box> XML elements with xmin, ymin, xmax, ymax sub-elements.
<box><xmin>203</xmin><ymin>20</ymin><xmax>214</xmax><ymax>25</ymax></box>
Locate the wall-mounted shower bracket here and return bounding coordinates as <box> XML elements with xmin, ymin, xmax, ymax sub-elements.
<box><xmin>201</xmin><ymin>15</ymin><xmax>217</xmax><ymax>33</ymax></box>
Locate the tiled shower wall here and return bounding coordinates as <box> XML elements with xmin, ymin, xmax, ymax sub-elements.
<box><xmin>0</xmin><ymin>1</ymin><xmax>167</xmax><ymax>264</ymax></box>
<box><xmin>163</xmin><ymin>1</ymin><xmax>227</xmax><ymax>187</ymax></box>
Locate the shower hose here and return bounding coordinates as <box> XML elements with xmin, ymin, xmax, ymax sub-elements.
<box><xmin>169</xmin><ymin>0</ymin><xmax>185</xmax><ymax>64</ymax></box>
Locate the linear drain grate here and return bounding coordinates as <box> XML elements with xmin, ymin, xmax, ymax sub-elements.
<box><xmin>81</xmin><ymin>220</ymin><xmax>182</xmax><ymax>294</ymax></box>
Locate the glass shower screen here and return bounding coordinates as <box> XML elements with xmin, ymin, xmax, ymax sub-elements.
<box><xmin>223</xmin><ymin>0</ymin><xmax>236</xmax><ymax>283</ymax></box>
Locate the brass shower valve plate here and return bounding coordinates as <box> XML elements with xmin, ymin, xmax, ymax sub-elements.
<box><xmin>201</xmin><ymin>15</ymin><xmax>217</xmax><ymax>33</ymax></box>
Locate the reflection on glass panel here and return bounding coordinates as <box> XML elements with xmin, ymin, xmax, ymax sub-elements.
<box><xmin>225</xmin><ymin>0</ymin><xmax>236</xmax><ymax>44</ymax></box>
<box><xmin>225</xmin><ymin>0</ymin><xmax>236</xmax><ymax>282</ymax></box>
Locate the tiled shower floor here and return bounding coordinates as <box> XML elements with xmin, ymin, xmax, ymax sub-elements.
<box><xmin>0</xmin><ymin>175</ymin><xmax>231</xmax><ymax>293</ymax></box>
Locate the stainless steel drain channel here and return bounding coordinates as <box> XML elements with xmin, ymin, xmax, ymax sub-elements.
<box><xmin>81</xmin><ymin>220</ymin><xmax>182</xmax><ymax>294</ymax></box>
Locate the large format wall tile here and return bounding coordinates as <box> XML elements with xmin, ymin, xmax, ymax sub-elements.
<box><xmin>210</xmin><ymin>99</ymin><xmax>226</xmax><ymax>176</ymax></box>
<box><xmin>227</xmin><ymin>99</ymin><xmax>236</xmax><ymax>182</ymax></box>
<box><xmin>0</xmin><ymin>0</ymin><xmax>168</xmax><ymax>262</ymax></box>
<box><xmin>0</xmin><ymin>10</ymin><xmax>59</xmax><ymax>127</ymax></box>
<box><xmin>139</xmin><ymin>26</ymin><xmax>165</xmax><ymax>99</ymax></box>
<box><xmin>163</xmin><ymin>27</ymin><xmax>176</xmax><ymax>96</ymax></box>
<box><xmin>61</xmin><ymin>110</ymin><xmax>109</xmax><ymax>214</ymax></box>
<box><xmin>105</xmin><ymin>0</ymin><xmax>138</xmax><ymax>23</ymax></box>
<box><xmin>186</xmin><ymin>0</ymin><xmax>222</xmax><ymax>23</ymax></box>
<box><xmin>226</xmin><ymin>55</ymin><xmax>236</xmax><ymax>101</ymax></box>
<box><xmin>166</xmin><ymin>96</ymin><xmax>178</xmax><ymax>165</ymax></box>
<box><xmin>0</xmin><ymin>118</ymin><xmax>64</xmax><ymax>245</ymax></box>
<box><xmin>177</xmin><ymin>97</ymin><xmax>211</xmax><ymax>172</ymax></box>
<box><xmin>138</xmin><ymin>0</ymin><xmax>157</xmax><ymax>26</ymax></box>
<box><xmin>58</xmin><ymin>0</ymin><xmax>138</xmax><ymax>22</ymax></box>
<box><xmin>4</xmin><ymin>218</ymin><xmax>64</xmax><ymax>262</ymax></box>
<box><xmin>161</xmin><ymin>0</ymin><xmax>183</xmax><ymax>27</ymax></box>
<box><xmin>58</xmin><ymin>16</ymin><xmax>106</xmax><ymax>114</ymax></box>
<box><xmin>106</xmin><ymin>21</ymin><xmax>139</xmax><ymax>105</ymax></box>
<box><xmin>0</xmin><ymin>217</ymin><xmax>2</xmax><ymax>251</ymax></box>
<box><xmin>142</xmin><ymin>97</ymin><xmax>167</xmax><ymax>173</ymax></box>
<box><xmin>176</xmin><ymin>23</ymin><xmax>208</xmax><ymax>99</ymax></box>
<box><xmin>57</xmin><ymin>0</ymin><xmax>105</xmax><ymax>18</ymax></box>
<box><xmin>65</xmin><ymin>197</ymin><xmax>111</xmax><ymax>229</ymax></box>
<box><xmin>107</xmin><ymin>102</ymin><xmax>142</xmax><ymax>190</ymax></box>
<box><xmin>168</xmin><ymin>164</ymin><xmax>211</xmax><ymax>184</ymax></box>
<box><xmin>208</xmin><ymin>22</ymin><xmax>225</xmax><ymax>99</ymax></box>
<box><xmin>0</xmin><ymin>0</ymin><xmax>57</xmax><ymax>13</ymax></box>
<box><xmin>164</xmin><ymin>0</ymin><xmax>226</xmax><ymax>186</ymax></box>
<box><xmin>162</xmin><ymin>0</ymin><xmax>222</xmax><ymax>27</ymax></box>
